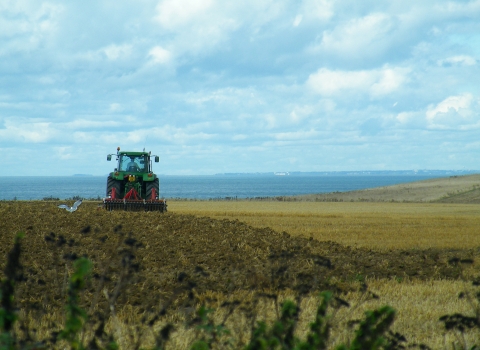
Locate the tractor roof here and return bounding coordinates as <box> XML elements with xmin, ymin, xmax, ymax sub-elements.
<box><xmin>119</xmin><ymin>151</ymin><xmax>149</xmax><ymax>156</ymax></box>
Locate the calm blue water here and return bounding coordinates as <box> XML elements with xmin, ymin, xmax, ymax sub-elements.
<box><xmin>0</xmin><ymin>175</ymin><xmax>446</xmax><ymax>200</ymax></box>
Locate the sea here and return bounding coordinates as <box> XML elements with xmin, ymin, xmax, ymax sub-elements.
<box><xmin>0</xmin><ymin>174</ymin><xmax>459</xmax><ymax>201</ymax></box>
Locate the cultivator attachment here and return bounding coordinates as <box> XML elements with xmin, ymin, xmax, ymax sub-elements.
<box><xmin>103</xmin><ymin>199</ymin><xmax>167</xmax><ymax>212</ymax></box>
<box><xmin>103</xmin><ymin>187</ymin><xmax>167</xmax><ymax>212</ymax></box>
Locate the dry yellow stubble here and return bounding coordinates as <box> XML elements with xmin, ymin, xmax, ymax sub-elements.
<box><xmin>20</xmin><ymin>279</ymin><xmax>478</xmax><ymax>349</ymax></box>
<box><xmin>136</xmin><ymin>280</ymin><xmax>479</xmax><ymax>349</ymax></box>
<box><xmin>170</xmin><ymin>201</ymin><xmax>480</xmax><ymax>250</ymax></box>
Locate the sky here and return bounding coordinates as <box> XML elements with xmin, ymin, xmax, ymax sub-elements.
<box><xmin>1</xmin><ymin>0</ymin><xmax>479</xmax><ymax>175</ymax></box>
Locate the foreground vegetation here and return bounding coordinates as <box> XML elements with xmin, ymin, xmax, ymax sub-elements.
<box><xmin>0</xmin><ymin>236</ymin><xmax>381</xmax><ymax>349</ymax></box>
<box><xmin>2</xmin><ymin>231</ymin><xmax>480</xmax><ymax>349</ymax></box>
<box><xmin>1</xmin><ymin>200</ymin><xmax>480</xmax><ymax>348</ymax></box>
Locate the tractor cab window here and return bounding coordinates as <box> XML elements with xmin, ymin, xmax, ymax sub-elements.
<box><xmin>119</xmin><ymin>155</ymin><xmax>146</xmax><ymax>172</ymax></box>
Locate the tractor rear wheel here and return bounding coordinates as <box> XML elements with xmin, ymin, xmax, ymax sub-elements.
<box><xmin>145</xmin><ymin>178</ymin><xmax>159</xmax><ymax>200</ymax></box>
<box><xmin>106</xmin><ymin>176</ymin><xmax>122</xmax><ymax>199</ymax></box>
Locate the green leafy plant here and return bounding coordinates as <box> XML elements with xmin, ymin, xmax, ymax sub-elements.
<box><xmin>298</xmin><ymin>291</ymin><xmax>333</xmax><ymax>350</ymax></box>
<box><xmin>438</xmin><ymin>257</ymin><xmax>480</xmax><ymax>350</ymax></box>
<box><xmin>190</xmin><ymin>305</ymin><xmax>232</xmax><ymax>350</ymax></box>
<box><xmin>57</xmin><ymin>257</ymin><xmax>93</xmax><ymax>350</ymax></box>
<box><xmin>244</xmin><ymin>299</ymin><xmax>303</xmax><ymax>350</ymax></box>
<box><xmin>0</xmin><ymin>233</ymin><xmax>24</xmax><ymax>349</ymax></box>
<box><xmin>339</xmin><ymin>306</ymin><xmax>396</xmax><ymax>350</ymax></box>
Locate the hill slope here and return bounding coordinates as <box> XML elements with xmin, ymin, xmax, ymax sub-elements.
<box><xmin>292</xmin><ymin>174</ymin><xmax>480</xmax><ymax>203</ymax></box>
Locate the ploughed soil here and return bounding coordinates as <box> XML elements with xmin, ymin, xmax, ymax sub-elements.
<box><xmin>0</xmin><ymin>201</ymin><xmax>476</xmax><ymax>312</ymax></box>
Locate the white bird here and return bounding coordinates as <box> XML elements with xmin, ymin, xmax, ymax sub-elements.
<box><xmin>58</xmin><ymin>200</ymin><xmax>83</xmax><ymax>212</ymax></box>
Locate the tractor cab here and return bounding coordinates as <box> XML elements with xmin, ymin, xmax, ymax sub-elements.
<box><xmin>119</xmin><ymin>154</ymin><xmax>147</xmax><ymax>173</ymax></box>
<box><xmin>107</xmin><ymin>148</ymin><xmax>159</xmax><ymax>174</ymax></box>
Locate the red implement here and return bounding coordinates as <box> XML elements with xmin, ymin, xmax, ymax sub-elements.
<box><xmin>124</xmin><ymin>188</ymin><xmax>141</xmax><ymax>200</ymax></box>
<box><xmin>104</xmin><ymin>186</ymin><xmax>166</xmax><ymax>211</ymax></box>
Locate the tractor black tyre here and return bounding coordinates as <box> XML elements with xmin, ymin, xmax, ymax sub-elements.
<box><xmin>145</xmin><ymin>178</ymin><xmax>160</xmax><ymax>200</ymax></box>
<box><xmin>106</xmin><ymin>176</ymin><xmax>122</xmax><ymax>199</ymax></box>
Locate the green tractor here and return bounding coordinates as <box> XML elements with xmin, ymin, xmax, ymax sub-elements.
<box><xmin>103</xmin><ymin>147</ymin><xmax>167</xmax><ymax>212</ymax></box>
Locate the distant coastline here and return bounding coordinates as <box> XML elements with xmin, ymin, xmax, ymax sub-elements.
<box><xmin>216</xmin><ymin>170</ymin><xmax>478</xmax><ymax>177</ymax></box>
<box><xmin>290</xmin><ymin>173</ymin><xmax>480</xmax><ymax>204</ymax></box>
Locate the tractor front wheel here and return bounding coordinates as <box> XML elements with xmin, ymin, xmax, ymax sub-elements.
<box><xmin>106</xmin><ymin>176</ymin><xmax>122</xmax><ymax>199</ymax></box>
<box><xmin>145</xmin><ymin>178</ymin><xmax>159</xmax><ymax>200</ymax></box>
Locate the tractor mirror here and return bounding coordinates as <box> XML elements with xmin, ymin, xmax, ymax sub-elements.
<box><xmin>155</xmin><ymin>156</ymin><xmax>159</xmax><ymax>162</ymax></box>
<box><xmin>107</xmin><ymin>155</ymin><xmax>112</xmax><ymax>161</ymax></box>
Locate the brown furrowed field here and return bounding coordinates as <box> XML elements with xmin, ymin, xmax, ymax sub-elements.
<box><xmin>1</xmin><ymin>199</ymin><xmax>480</xmax><ymax>348</ymax></box>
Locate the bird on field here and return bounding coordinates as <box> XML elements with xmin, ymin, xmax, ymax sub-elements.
<box><xmin>58</xmin><ymin>200</ymin><xmax>82</xmax><ymax>212</ymax></box>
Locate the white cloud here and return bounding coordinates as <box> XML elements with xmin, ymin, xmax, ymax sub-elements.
<box><xmin>434</xmin><ymin>0</ymin><xmax>480</xmax><ymax>17</ymax></box>
<box><xmin>298</xmin><ymin>0</ymin><xmax>334</xmax><ymax>22</ymax></box>
<box><xmin>262</xmin><ymin>114</ymin><xmax>277</xmax><ymax>130</ymax></box>
<box><xmin>370</xmin><ymin>68</ymin><xmax>410</xmax><ymax>96</ymax></box>
<box><xmin>0</xmin><ymin>2</ymin><xmax>63</xmax><ymax>55</ymax></box>
<box><xmin>0</xmin><ymin>2</ymin><xmax>61</xmax><ymax>37</ymax></box>
<box><xmin>148</xmin><ymin>46</ymin><xmax>172</xmax><ymax>64</ymax></box>
<box><xmin>307</xmin><ymin>66</ymin><xmax>409</xmax><ymax>97</ymax></box>
<box><xmin>396</xmin><ymin>111</ymin><xmax>417</xmax><ymax>124</ymax></box>
<box><xmin>185</xmin><ymin>87</ymin><xmax>263</xmax><ymax>107</ymax></box>
<box><xmin>289</xmin><ymin>105</ymin><xmax>313</xmax><ymax>123</ymax></box>
<box><xmin>124</xmin><ymin>126</ymin><xmax>214</xmax><ymax>144</ymax></box>
<box><xmin>293</xmin><ymin>15</ymin><xmax>302</xmax><ymax>27</ymax></box>
<box><xmin>153</xmin><ymin>0</ymin><xmax>288</xmax><ymax>57</ymax></box>
<box><xmin>153</xmin><ymin>0</ymin><xmax>238</xmax><ymax>56</ymax></box>
<box><xmin>54</xmin><ymin>146</ymin><xmax>73</xmax><ymax>160</ymax></box>
<box><xmin>103</xmin><ymin>44</ymin><xmax>132</xmax><ymax>61</ymax></box>
<box><xmin>438</xmin><ymin>55</ymin><xmax>477</xmax><ymax>66</ymax></box>
<box><xmin>232</xmin><ymin>134</ymin><xmax>247</xmax><ymax>141</ymax></box>
<box><xmin>73</xmin><ymin>131</ymin><xmax>95</xmax><ymax>143</ymax></box>
<box><xmin>0</xmin><ymin>120</ymin><xmax>55</xmax><ymax>143</ymax></box>
<box><xmin>274</xmin><ymin>129</ymin><xmax>318</xmax><ymax>141</ymax></box>
<box><xmin>318</xmin><ymin>13</ymin><xmax>394</xmax><ymax>56</ymax></box>
<box><xmin>426</xmin><ymin>94</ymin><xmax>480</xmax><ymax>130</ymax></box>
<box><xmin>109</xmin><ymin>103</ymin><xmax>123</xmax><ymax>112</ymax></box>
<box><xmin>394</xmin><ymin>110</ymin><xmax>429</xmax><ymax>130</ymax></box>
<box><xmin>308</xmin><ymin>69</ymin><xmax>371</xmax><ymax>95</ymax></box>
<box><xmin>155</xmin><ymin>0</ymin><xmax>214</xmax><ymax>29</ymax></box>
<box><xmin>72</xmin><ymin>43</ymin><xmax>137</xmax><ymax>64</ymax></box>
<box><xmin>64</xmin><ymin>119</ymin><xmax>120</xmax><ymax>130</ymax></box>
<box><xmin>426</xmin><ymin>94</ymin><xmax>473</xmax><ymax>120</ymax></box>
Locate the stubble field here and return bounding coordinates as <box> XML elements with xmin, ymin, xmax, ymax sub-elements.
<box><xmin>1</xmin><ymin>197</ymin><xmax>479</xmax><ymax>348</ymax></box>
